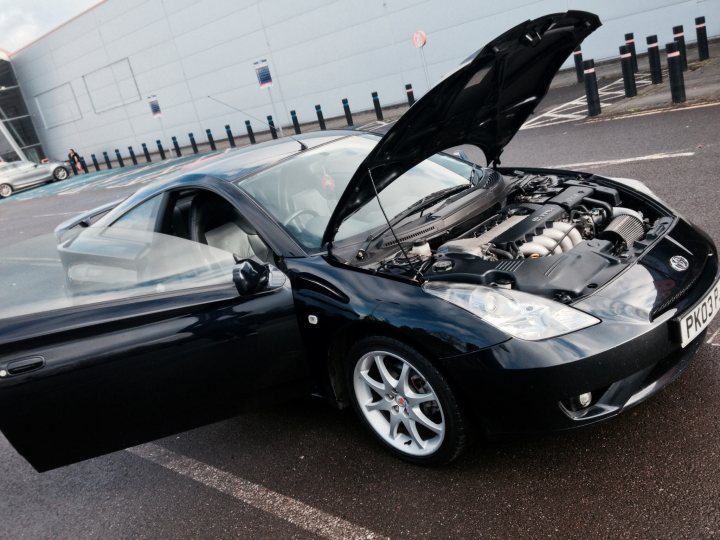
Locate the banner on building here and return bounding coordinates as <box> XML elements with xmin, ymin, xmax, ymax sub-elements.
<box><xmin>147</xmin><ymin>95</ymin><xmax>161</xmax><ymax>117</ymax></box>
<box><xmin>254</xmin><ymin>59</ymin><xmax>273</xmax><ymax>88</ymax></box>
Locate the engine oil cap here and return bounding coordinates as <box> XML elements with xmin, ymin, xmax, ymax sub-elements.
<box><xmin>433</xmin><ymin>259</ymin><xmax>454</xmax><ymax>272</ymax></box>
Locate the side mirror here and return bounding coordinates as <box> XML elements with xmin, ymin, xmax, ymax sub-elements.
<box><xmin>232</xmin><ymin>260</ymin><xmax>286</xmax><ymax>296</ymax></box>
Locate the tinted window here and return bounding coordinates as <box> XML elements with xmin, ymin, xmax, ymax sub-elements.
<box><xmin>111</xmin><ymin>194</ymin><xmax>163</xmax><ymax>231</ymax></box>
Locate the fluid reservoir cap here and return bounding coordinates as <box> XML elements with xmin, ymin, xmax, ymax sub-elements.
<box><xmin>433</xmin><ymin>259</ymin><xmax>454</xmax><ymax>272</ymax></box>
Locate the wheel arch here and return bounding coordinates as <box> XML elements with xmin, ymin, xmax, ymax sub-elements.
<box><xmin>326</xmin><ymin>319</ymin><xmax>454</xmax><ymax>408</ymax></box>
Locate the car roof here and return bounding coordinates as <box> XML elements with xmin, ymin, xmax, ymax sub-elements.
<box><xmin>114</xmin><ymin>129</ymin><xmax>368</xmax><ymax>202</ymax></box>
<box><xmin>197</xmin><ymin>130</ymin><xmax>356</xmax><ymax>179</ymax></box>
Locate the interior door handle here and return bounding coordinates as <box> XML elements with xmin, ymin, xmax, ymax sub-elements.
<box><xmin>2</xmin><ymin>356</ymin><xmax>45</xmax><ymax>377</ymax></box>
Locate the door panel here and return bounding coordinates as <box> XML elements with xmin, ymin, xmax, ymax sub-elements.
<box><xmin>0</xmin><ymin>283</ymin><xmax>308</xmax><ymax>471</ymax></box>
<box><xmin>12</xmin><ymin>163</ymin><xmax>42</xmax><ymax>187</ymax></box>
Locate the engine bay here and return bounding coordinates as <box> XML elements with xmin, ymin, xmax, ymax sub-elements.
<box><xmin>347</xmin><ymin>170</ymin><xmax>673</xmax><ymax>303</ymax></box>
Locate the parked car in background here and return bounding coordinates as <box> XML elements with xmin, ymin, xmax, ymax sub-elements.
<box><xmin>0</xmin><ymin>159</ymin><xmax>70</xmax><ymax>198</ymax></box>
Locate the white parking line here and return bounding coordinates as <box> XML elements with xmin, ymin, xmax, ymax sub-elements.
<box><xmin>550</xmin><ymin>151</ymin><xmax>695</xmax><ymax>169</ymax></box>
<box><xmin>522</xmin><ymin>73</ymin><xmax>656</xmax><ymax>130</ymax></box>
<box><xmin>586</xmin><ymin>101</ymin><xmax>720</xmax><ymax>123</ymax></box>
<box><xmin>707</xmin><ymin>328</ymin><xmax>720</xmax><ymax>345</ymax></box>
<box><xmin>128</xmin><ymin>443</ymin><xmax>388</xmax><ymax>540</ymax></box>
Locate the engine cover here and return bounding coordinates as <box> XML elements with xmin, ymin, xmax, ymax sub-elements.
<box><xmin>491</xmin><ymin>204</ymin><xmax>567</xmax><ymax>249</ymax></box>
<box><xmin>431</xmin><ymin>239</ymin><xmax>623</xmax><ymax>298</ymax></box>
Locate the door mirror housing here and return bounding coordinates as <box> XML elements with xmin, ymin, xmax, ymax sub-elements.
<box><xmin>232</xmin><ymin>260</ymin><xmax>286</xmax><ymax>296</ymax></box>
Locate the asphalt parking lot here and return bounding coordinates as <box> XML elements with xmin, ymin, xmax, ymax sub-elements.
<box><xmin>1</xmin><ymin>101</ymin><xmax>719</xmax><ymax>539</ymax></box>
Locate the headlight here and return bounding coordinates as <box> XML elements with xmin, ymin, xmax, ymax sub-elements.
<box><xmin>423</xmin><ymin>282</ymin><xmax>599</xmax><ymax>340</ymax></box>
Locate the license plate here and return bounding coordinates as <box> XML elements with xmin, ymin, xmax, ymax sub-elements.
<box><xmin>678</xmin><ymin>279</ymin><xmax>720</xmax><ymax>347</ymax></box>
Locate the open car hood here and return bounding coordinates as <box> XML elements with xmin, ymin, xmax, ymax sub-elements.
<box><xmin>323</xmin><ymin>11</ymin><xmax>601</xmax><ymax>246</ymax></box>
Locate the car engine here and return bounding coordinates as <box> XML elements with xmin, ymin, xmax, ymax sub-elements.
<box><xmin>437</xmin><ymin>176</ymin><xmax>645</xmax><ymax>259</ymax></box>
<box><xmin>361</xmin><ymin>172</ymin><xmax>671</xmax><ymax>302</ymax></box>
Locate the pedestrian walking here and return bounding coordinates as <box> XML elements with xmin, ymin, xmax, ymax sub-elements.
<box><xmin>67</xmin><ymin>148</ymin><xmax>83</xmax><ymax>174</ymax></box>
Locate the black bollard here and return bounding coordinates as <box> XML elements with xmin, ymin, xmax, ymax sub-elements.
<box><xmin>405</xmin><ymin>83</ymin><xmax>415</xmax><ymax>106</ymax></box>
<box><xmin>673</xmin><ymin>25</ymin><xmax>688</xmax><ymax>71</ymax></box>
<box><xmin>290</xmin><ymin>110</ymin><xmax>301</xmax><ymax>134</ymax></box>
<box><xmin>267</xmin><ymin>116</ymin><xmax>278</xmax><ymax>139</ymax></box>
<box><xmin>647</xmin><ymin>35</ymin><xmax>663</xmax><ymax>84</ymax></box>
<box><xmin>142</xmin><ymin>143</ymin><xmax>151</xmax><ymax>162</ymax></box>
<box><xmin>189</xmin><ymin>133</ymin><xmax>198</xmax><ymax>154</ymax></box>
<box><xmin>206</xmin><ymin>128</ymin><xmax>216</xmax><ymax>150</ymax></box>
<box><xmin>371</xmin><ymin>91</ymin><xmax>384</xmax><ymax>121</ymax></box>
<box><xmin>342</xmin><ymin>98</ymin><xmax>353</xmax><ymax>126</ymax></box>
<box><xmin>91</xmin><ymin>154</ymin><xmax>100</xmax><ymax>171</ymax></box>
<box><xmin>619</xmin><ymin>45</ymin><xmax>637</xmax><ymax>97</ymax></box>
<box><xmin>156</xmin><ymin>140</ymin><xmax>166</xmax><ymax>160</ymax></box>
<box><xmin>315</xmin><ymin>105</ymin><xmax>326</xmax><ymax>130</ymax></box>
<box><xmin>583</xmin><ymin>59</ymin><xmax>601</xmax><ymax>116</ymax></box>
<box><xmin>573</xmin><ymin>47</ymin><xmax>584</xmax><ymax>83</ymax></box>
<box><xmin>696</xmin><ymin>17</ymin><xmax>709</xmax><ymax>61</ymax></box>
<box><xmin>666</xmin><ymin>42</ymin><xmax>686</xmax><ymax>103</ymax></box>
<box><xmin>115</xmin><ymin>149</ymin><xmax>124</xmax><ymax>167</ymax></box>
<box><xmin>79</xmin><ymin>156</ymin><xmax>88</xmax><ymax>173</ymax></box>
<box><xmin>245</xmin><ymin>120</ymin><xmax>256</xmax><ymax>144</ymax></box>
<box><xmin>625</xmin><ymin>33</ymin><xmax>638</xmax><ymax>73</ymax></box>
<box><xmin>172</xmin><ymin>136</ymin><xmax>181</xmax><ymax>157</ymax></box>
<box><xmin>102</xmin><ymin>151</ymin><xmax>112</xmax><ymax>169</ymax></box>
<box><xmin>128</xmin><ymin>146</ymin><xmax>138</xmax><ymax>165</ymax></box>
<box><xmin>69</xmin><ymin>160</ymin><xmax>78</xmax><ymax>175</ymax></box>
<box><xmin>225</xmin><ymin>124</ymin><xmax>235</xmax><ymax>148</ymax></box>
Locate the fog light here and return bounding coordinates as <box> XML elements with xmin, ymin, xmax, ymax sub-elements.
<box><xmin>578</xmin><ymin>392</ymin><xmax>592</xmax><ymax>408</ymax></box>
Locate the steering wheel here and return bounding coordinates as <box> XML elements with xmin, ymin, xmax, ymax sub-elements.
<box><xmin>283</xmin><ymin>208</ymin><xmax>320</xmax><ymax>229</ymax></box>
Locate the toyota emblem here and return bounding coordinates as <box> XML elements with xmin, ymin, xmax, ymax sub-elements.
<box><xmin>670</xmin><ymin>255</ymin><xmax>689</xmax><ymax>272</ymax></box>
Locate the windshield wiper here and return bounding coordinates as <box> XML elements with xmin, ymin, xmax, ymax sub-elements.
<box><xmin>387</xmin><ymin>184</ymin><xmax>470</xmax><ymax>228</ymax></box>
<box><xmin>362</xmin><ymin>184</ymin><xmax>471</xmax><ymax>248</ymax></box>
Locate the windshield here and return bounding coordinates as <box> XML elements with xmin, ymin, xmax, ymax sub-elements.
<box><xmin>238</xmin><ymin>134</ymin><xmax>476</xmax><ymax>250</ymax></box>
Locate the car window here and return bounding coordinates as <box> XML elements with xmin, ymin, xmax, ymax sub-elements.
<box><xmin>0</xmin><ymin>162</ymin><xmax>23</xmax><ymax>170</ymax></box>
<box><xmin>161</xmin><ymin>189</ymin><xmax>274</xmax><ymax>264</ymax></box>
<box><xmin>110</xmin><ymin>194</ymin><xmax>163</xmax><ymax>231</ymax></box>
<box><xmin>238</xmin><ymin>136</ymin><xmax>376</xmax><ymax>249</ymax></box>
<box><xmin>238</xmin><ymin>135</ymin><xmax>473</xmax><ymax>250</ymax></box>
<box><xmin>335</xmin><ymin>153</ymin><xmax>470</xmax><ymax>241</ymax></box>
<box><xmin>0</xmin><ymin>231</ymin><xmax>238</xmax><ymax>321</ymax></box>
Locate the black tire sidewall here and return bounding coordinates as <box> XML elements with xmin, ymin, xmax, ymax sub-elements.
<box><xmin>53</xmin><ymin>167</ymin><xmax>68</xmax><ymax>181</ymax></box>
<box><xmin>0</xmin><ymin>184</ymin><xmax>11</xmax><ymax>198</ymax></box>
<box><xmin>345</xmin><ymin>336</ymin><xmax>467</xmax><ymax>466</ymax></box>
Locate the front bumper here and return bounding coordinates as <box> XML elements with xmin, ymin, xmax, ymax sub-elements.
<box><xmin>440</xmin><ymin>325</ymin><xmax>708</xmax><ymax>435</ymax></box>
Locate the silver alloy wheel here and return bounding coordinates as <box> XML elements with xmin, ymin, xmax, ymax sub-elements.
<box><xmin>0</xmin><ymin>183</ymin><xmax>12</xmax><ymax>197</ymax></box>
<box><xmin>353</xmin><ymin>350</ymin><xmax>445</xmax><ymax>456</ymax></box>
<box><xmin>54</xmin><ymin>167</ymin><xmax>68</xmax><ymax>180</ymax></box>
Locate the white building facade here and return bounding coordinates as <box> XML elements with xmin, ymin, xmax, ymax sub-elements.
<box><xmin>9</xmin><ymin>0</ymin><xmax>719</xmax><ymax>160</ymax></box>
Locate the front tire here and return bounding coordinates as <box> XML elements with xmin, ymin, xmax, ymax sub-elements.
<box><xmin>346</xmin><ymin>336</ymin><xmax>468</xmax><ymax>465</ymax></box>
<box><xmin>53</xmin><ymin>167</ymin><xmax>68</xmax><ymax>181</ymax></box>
<box><xmin>0</xmin><ymin>183</ymin><xmax>12</xmax><ymax>198</ymax></box>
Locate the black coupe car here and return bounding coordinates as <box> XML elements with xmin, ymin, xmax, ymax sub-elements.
<box><xmin>0</xmin><ymin>11</ymin><xmax>717</xmax><ymax>470</ymax></box>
